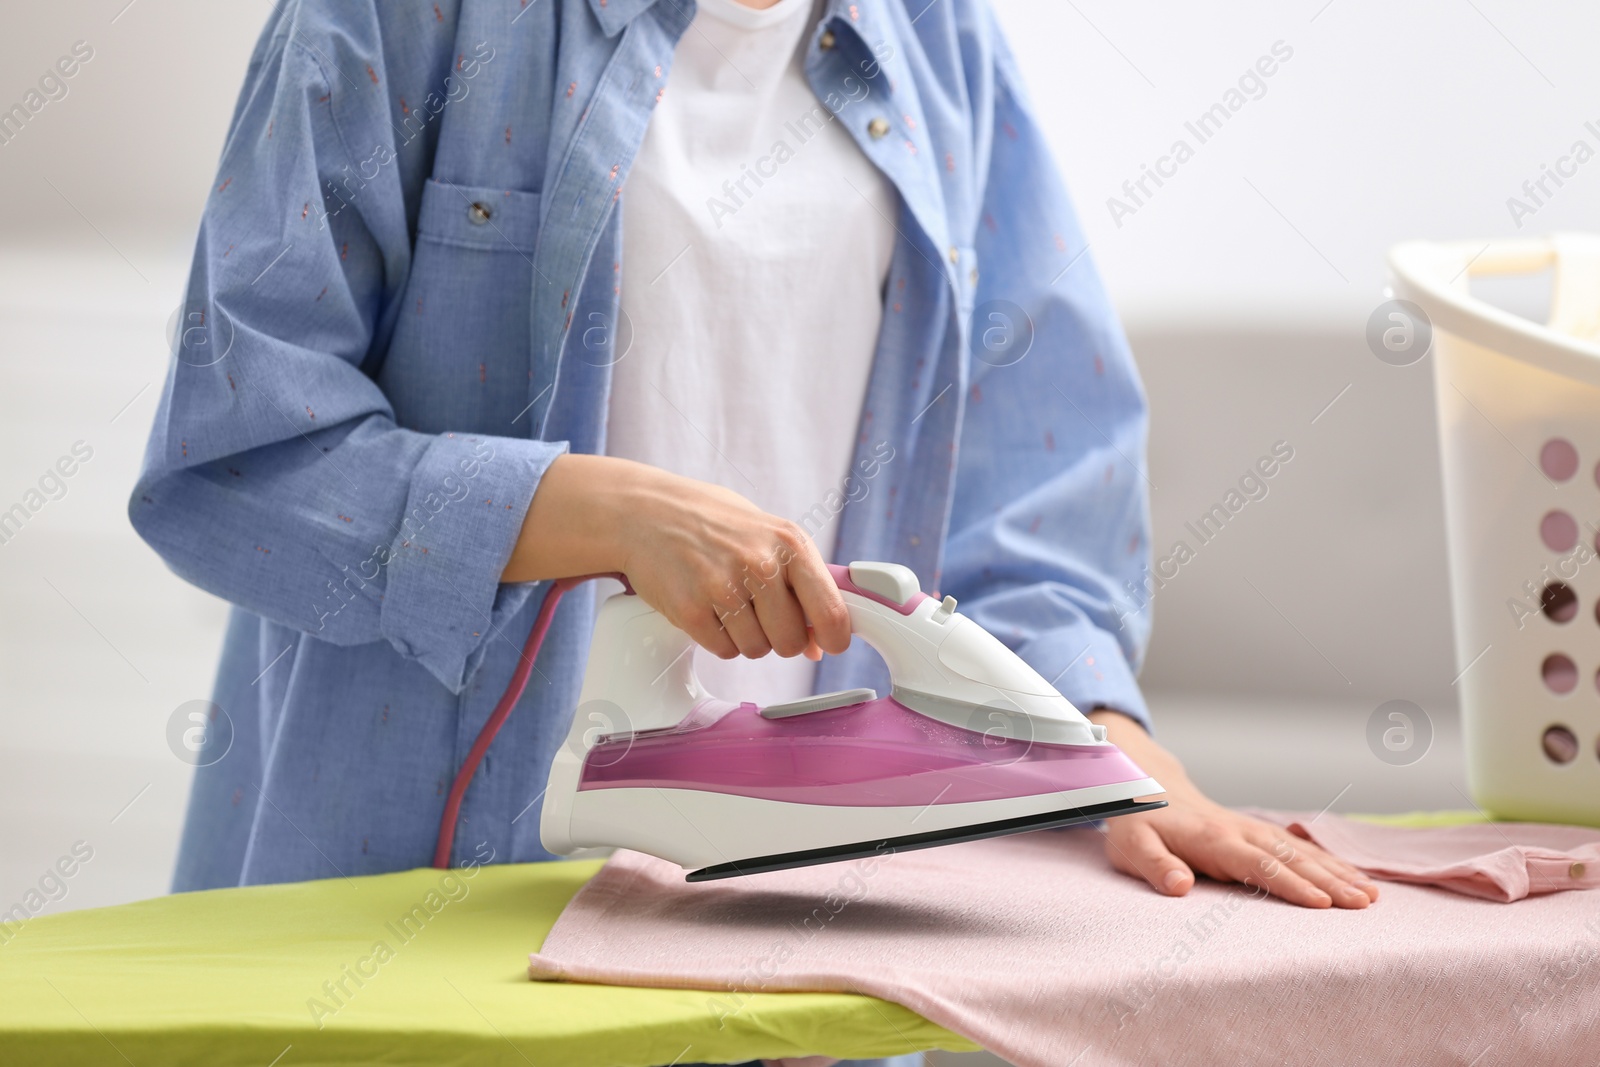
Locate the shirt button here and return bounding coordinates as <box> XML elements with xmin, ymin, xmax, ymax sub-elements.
<box><xmin>467</xmin><ymin>202</ymin><xmax>492</xmax><ymax>225</ymax></box>
<box><xmin>819</xmin><ymin>28</ymin><xmax>836</xmax><ymax>50</ymax></box>
<box><xmin>947</xmin><ymin>246</ymin><xmax>959</xmax><ymax>264</ymax></box>
<box><xmin>867</xmin><ymin>117</ymin><xmax>890</xmax><ymax>139</ymax></box>
<box><xmin>969</xmin><ymin>267</ymin><xmax>979</xmax><ymax>285</ymax></box>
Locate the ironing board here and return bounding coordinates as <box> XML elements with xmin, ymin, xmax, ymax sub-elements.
<box><xmin>0</xmin><ymin>855</ymin><xmax>975</xmax><ymax>1066</ymax></box>
<box><xmin>0</xmin><ymin>812</ymin><xmax>1482</xmax><ymax>1066</ymax></box>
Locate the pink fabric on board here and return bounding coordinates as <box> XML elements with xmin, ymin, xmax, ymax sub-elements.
<box><xmin>1246</xmin><ymin>808</ymin><xmax>1600</xmax><ymax>902</ymax></box>
<box><xmin>530</xmin><ymin>813</ymin><xmax>1600</xmax><ymax>1067</ymax></box>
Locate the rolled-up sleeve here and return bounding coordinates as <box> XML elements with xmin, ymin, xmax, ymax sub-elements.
<box><xmin>380</xmin><ymin>431</ymin><xmax>564</xmax><ymax>691</ymax></box>
<box><xmin>129</xmin><ymin>16</ymin><xmax>564</xmax><ymax>694</ymax></box>
<box><xmin>941</xmin><ymin>18</ymin><xmax>1155</xmax><ymax>731</ymax></box>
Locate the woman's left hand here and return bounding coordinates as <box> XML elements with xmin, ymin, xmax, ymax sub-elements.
<box><xmin>1087</xmin><ymin>709</ymin><xmax>1382</xmax><ymax>910</ymax></box>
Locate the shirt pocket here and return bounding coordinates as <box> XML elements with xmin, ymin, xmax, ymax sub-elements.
<box><xmin>380</xmin><ymin>179</ymin><xmax>544</xmax><ymax>434</ymax></box>
<box><xmin>415</xmin><ymin>178</ymin><xmax>542</xmax><ymax>254</ymax></box>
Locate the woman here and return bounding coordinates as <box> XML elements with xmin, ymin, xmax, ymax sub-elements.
<box><xmin>134</xmin><ymin>0</ymin><xmax>1377</xmax><ymax>1062</ymax></box>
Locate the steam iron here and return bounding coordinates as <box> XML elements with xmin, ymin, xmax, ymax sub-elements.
<box><xmin>539</xmin><ymin>561</ymin><xmax>1166</xmax><ymax>881</ymax></box>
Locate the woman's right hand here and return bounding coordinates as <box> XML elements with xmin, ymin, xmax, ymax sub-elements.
<box><xmin>502</xmin><ymin>454</ymin><xmax>852</xmax><ymax>661</ymax></box>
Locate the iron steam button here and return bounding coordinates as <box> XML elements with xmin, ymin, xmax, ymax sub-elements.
<box><xmin>847</xmin><ymin>560</ymin><xmax>921</xmax><ymax>604</ymax></box>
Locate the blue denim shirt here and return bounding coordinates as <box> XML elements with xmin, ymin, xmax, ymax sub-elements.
<box><xmin>133</xmin><ymin>0</ymin><xmax>1153</xmax><ymax>890</ymax></box>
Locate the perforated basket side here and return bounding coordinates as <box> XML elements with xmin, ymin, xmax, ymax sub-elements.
<box><xmin>1392</xmin><ymin>234</ymin><xmax>1600</xmax><ymax>826</ymax></box>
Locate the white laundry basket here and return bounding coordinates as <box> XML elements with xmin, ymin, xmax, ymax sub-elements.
<box><xmin>1390</xmin><ymin>233</ymin><xmax>1600</xmax><ymax>825</ymax></box>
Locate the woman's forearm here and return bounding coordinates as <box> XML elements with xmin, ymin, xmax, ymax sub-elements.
<box><xmin>500</xmin><ymin>453</ymin><xmax>634</xmax><ymax>582</ymax></box>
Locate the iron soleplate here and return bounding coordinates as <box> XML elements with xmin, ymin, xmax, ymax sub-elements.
<box><xmin>685</xmin><ymin>796</ymin><xmax>1168</xmax><ymax>881</ymax></box>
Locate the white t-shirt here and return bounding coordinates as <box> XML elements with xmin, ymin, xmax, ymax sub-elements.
<box><xmin>605</xmin><ymin>0</ymin><xmax>896</xmax><ymax>706</ymax></box>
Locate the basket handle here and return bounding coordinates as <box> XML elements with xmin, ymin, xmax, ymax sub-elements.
<box><xmin>1548</xmin><ymin>234</ymin><xmax>1600</xmax><ymax>344</ymax></box>
<box><xmin>1388</xmin><ymin>232</ymin><xmax>1600</xmax><ymax>388</ymax></box>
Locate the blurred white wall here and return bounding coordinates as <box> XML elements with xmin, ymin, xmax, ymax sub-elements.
<box><xmin>1</xmin><ymin>0</ymin><xmax>1596</xmax><ymax>927</ymax></box>
<box><xmin>997</xmin><ymin>0</ymin><xmax>1600</xmax><ymax>321</ymax></box>
<box><xmin>0</xmin><ymin>0</ymin><xmax>275</xmax><ymax>256</ymax></box>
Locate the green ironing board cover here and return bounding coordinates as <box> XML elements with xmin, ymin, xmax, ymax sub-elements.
<box><xmin>0</xmin><ymin>856</ymin><xmax>975</xmax><ymax>1066</ymax></box>
<box><xmin>0</xmin><ymin>812</ymin><xmax>1483</xmax><ymax>1066</ymax></box>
